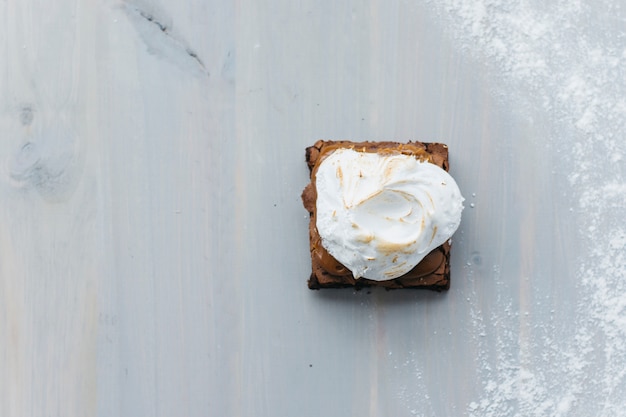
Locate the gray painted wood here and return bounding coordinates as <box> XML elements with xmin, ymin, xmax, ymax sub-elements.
<box><xmin>1</xmin><ymin>1</ymin><xmax>619</xmax><ymax>416</ymax></box>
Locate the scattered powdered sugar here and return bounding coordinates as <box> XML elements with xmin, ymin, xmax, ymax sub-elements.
<box><xmin>425</xmin><ymin>0</ymin><xmax>626</xmax><ymax>415</ymax></box>
<box><xmin>393</xmin><ymin>349</ymin><xmax>437</xmax><ymax>416</ymax></box>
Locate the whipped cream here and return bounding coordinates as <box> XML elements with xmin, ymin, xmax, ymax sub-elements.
<box><xmin>315</xmin><ymin>148</ymin><xmax>464</xmax><ymax>280</ymax></box>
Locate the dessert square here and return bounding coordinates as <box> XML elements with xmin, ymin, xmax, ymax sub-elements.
<box><xmin>301</xmin><ymin>140</ymin><xmax>459</xmax><ymax>290</ymax></box>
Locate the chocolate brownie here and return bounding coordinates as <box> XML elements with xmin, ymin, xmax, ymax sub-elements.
<box><xmin>301</xmin><ymin>140</ymin><xmax>453</xmax><ymax>290</ymax></box>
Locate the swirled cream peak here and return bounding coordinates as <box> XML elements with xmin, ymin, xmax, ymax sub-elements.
<box><xmin>315</xmin><ymin>148</ymin><xmax>464</xmax><ymax>280</ymax></box>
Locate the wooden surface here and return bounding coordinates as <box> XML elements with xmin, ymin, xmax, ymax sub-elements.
<box><xmin>1</xmin><ymin>1</ymin><xmax>624</xmax><ymax>416</ymax></box>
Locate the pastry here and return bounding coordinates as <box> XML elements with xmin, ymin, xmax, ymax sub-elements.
<box><xmin>301</xmin><ymin>140</ymin><xmax>464</xmax><ymax>290</ymax></box>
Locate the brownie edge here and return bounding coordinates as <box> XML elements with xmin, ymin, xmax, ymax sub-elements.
<box><xmin>302</xmin><ymin>140</ymin><xmax>452</xmax><ymax>291</ymax></box>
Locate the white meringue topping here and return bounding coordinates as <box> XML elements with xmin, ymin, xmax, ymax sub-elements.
<box><xmin>315</xmin><ymin>148</ymin><xmax>464</xmax><ymax>280</ymax></box>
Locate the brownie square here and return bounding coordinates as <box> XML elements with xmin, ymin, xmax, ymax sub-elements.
<box><xmin>301</xmin><ymin>140</ymin><xmax>452</xmax><ymax>290</ymax></box>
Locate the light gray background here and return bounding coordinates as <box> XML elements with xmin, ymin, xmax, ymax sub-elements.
<box><xmin>1</xmin><ymin>1</ymin><xmax>624</xmax><ymax>416</ymax></box>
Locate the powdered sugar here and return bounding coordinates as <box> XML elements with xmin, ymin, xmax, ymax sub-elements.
<box><xmin>427</xmin><ymin>0</ymin><xmax>626</xmax><ymax>415</ymax></box>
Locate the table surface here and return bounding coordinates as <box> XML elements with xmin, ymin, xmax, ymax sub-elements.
<box><xmin>1</xmin><ymin>1</ymin><xmax>626</xmax><ymax>416</ymax></box>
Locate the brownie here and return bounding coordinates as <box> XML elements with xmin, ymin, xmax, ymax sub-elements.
<box><xmin>301</xmin><ymin>140</ymin><xmax>452</xmax><ymax>290</ymax></box>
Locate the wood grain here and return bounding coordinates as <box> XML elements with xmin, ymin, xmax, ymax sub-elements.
<box><xmin>0</xmin><ymin>1</ymin><xmax>585</xmax><ymax>416</ymax></box>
